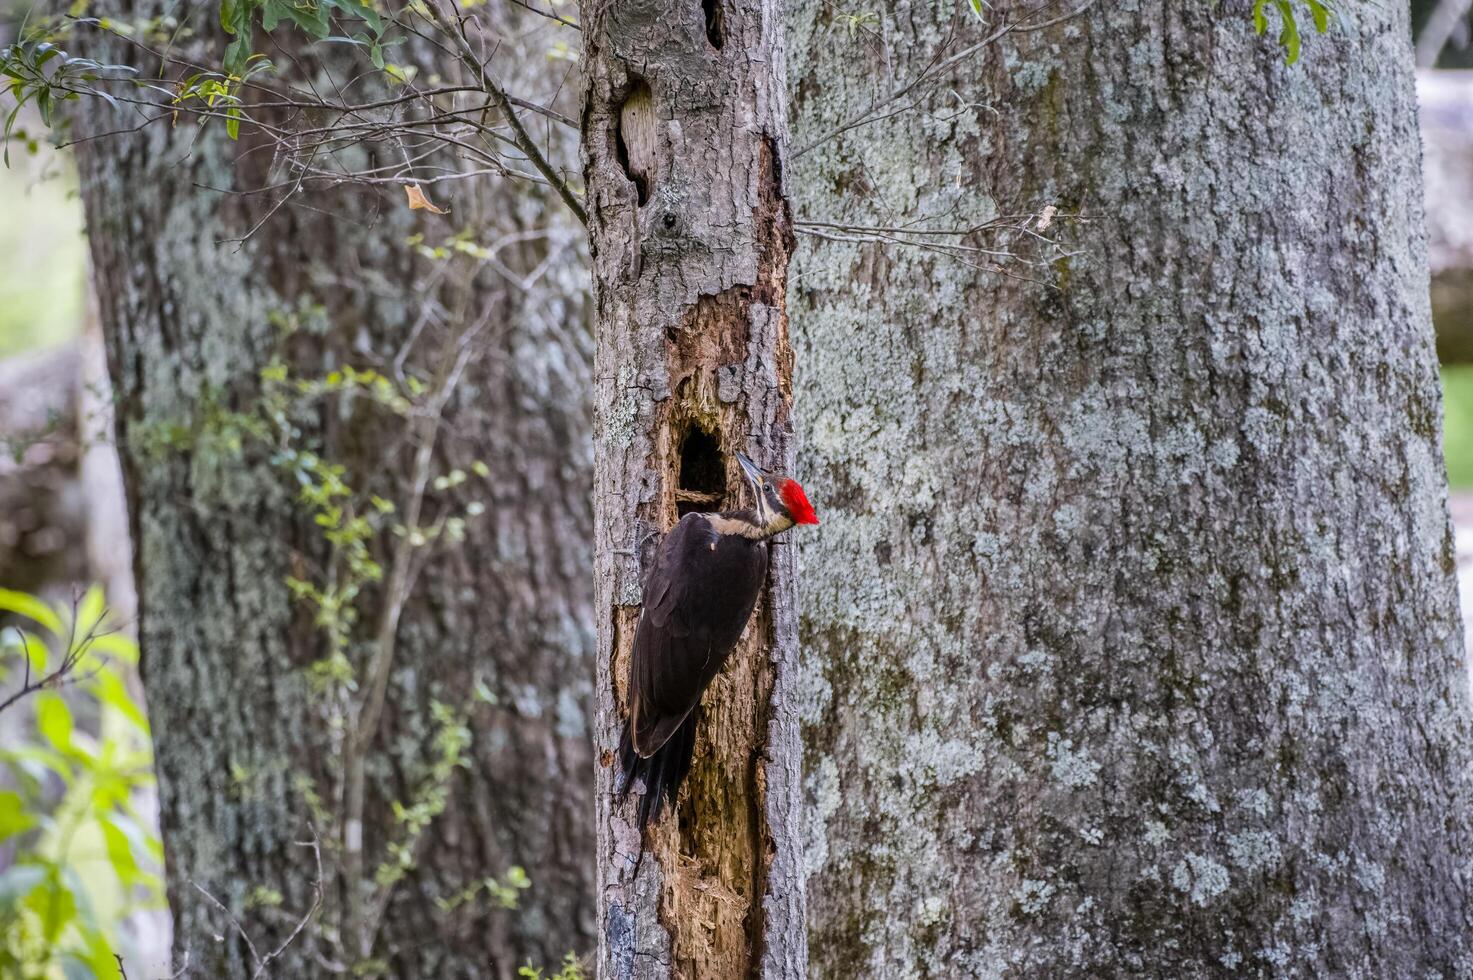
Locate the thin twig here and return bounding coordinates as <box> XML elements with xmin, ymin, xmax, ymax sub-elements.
<box><xmin>192</xmin><ymin>881</ymin><xmax>263</xmax><ymax>969</ymax></box>
<box><xmin>794</xmin><ymin>0</ymin><xmax>1095</xmax><ymax>158</ymax></box>
<box><xmin>0</xmin><ymin>603</ymin><xmax>114</xmax><ymax>715</ymax></box>
<box><xmin>507</xmin><ymin>0</ymin><xmax>580</xmax><ymax>30</ymax></box>
<box><xmin>250</xmin><ymin>832</ymin><xmax>325</xmax><ymax>980</ymax></box>
<box><xmin>425</xmin><ymin>0</ymin><xmax>586</xmax><ymax>223</ymax></box>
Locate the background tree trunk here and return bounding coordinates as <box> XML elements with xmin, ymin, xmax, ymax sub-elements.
<box><xmin>580</xmin><ymin>0</ymin><xmax>806</xmax><ymax>976</ymax></box>
<box><xmin>73</xmin><ymin>6</ymin><xmax>594</xmax><ymax>976</ymax></box>
<box><xmin>788</xmin><ymin>2</ymin><xmax>1473</xmax><ymax>975</ymax></box>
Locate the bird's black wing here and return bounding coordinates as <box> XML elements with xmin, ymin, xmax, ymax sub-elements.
<box><xmin>627</xmin><ymin>513</ymin><xmax>766</xmax><ymax>757</ymax></box>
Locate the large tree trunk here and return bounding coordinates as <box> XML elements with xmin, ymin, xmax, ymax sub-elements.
<box><xmin>73</xmin><ymin>6</ymin><xmax>594</xmax><ymax>976</ymax></box>
<box><xmin>789</xmin><ymin>2</ymin><xmax>1473</xmax><ymax>976</ymax></box>
<box><xmin>580</xmin><ymin>0</ymin><xmax>806</xmax><ymax>976</ymax></box>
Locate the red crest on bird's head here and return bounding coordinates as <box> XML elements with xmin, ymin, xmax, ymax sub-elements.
<box><xmin>779</xmin><ymin>479</ymin><xmax>819</xmax><ymax>525</ymax></box>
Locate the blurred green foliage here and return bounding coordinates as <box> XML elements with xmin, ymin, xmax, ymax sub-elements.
<box><xmin>1443</xmin><ymin>366</ymin><xmax>1473</xmax><ymax>489</ymax></box>
<box><xmin>0</xmin><ymin>587</ymin><xmax>163</xmax><ymax>979</ymax></box>
<box><xmin>519</xmin><ymin>953</ymin><xmax>586</xmax><ymax>980</ymax></box>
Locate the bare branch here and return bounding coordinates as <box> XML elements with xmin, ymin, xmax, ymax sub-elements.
<box><xmin>0</xmin><ymin>601</ymin><xmax>118</xmax><ymax>716</ymax></box>
<box><xmin>424</xmin><ymin>0</ymin><xmax>587</xmax><ymax>223</ymax></box>
<box><xmin>507</xmin><ymin>0</ymin><xmax>581</xmax><ymax>31</ymax></box>
<box><xmin>192</xmin><ymin>881</ymin><xmax>263</xmax><ymax>969</ymax></box>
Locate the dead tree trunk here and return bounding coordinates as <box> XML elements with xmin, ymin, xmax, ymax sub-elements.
<box><xmin>580</xmin><ymin>0</ymin><xmax>805</xmax><ymax>976</ymax></box>
<box><xmin>789</xmin><ymin>1</ymin><xmax>1473</xmax><ymax>976</ymax></box>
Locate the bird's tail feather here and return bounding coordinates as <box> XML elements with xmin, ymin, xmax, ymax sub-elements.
<box><xmin>617</xmin><ymin>712</ymin><xmax>698</xmax><ymax>831</ymax></box>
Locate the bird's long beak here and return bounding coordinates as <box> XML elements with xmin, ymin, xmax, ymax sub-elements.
<box><xmin>735</xmin><ymin>451</ymin><xmax>765</xmax><ymax>489</ymax></box>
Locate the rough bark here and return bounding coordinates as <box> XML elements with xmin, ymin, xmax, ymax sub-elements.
<box><xmin>789</xmin><ymin>2</ymin><xmax>1473</xmax><ymax>976</ymax></box>
<box><xmin>72</xmin><ymin>7</ymin><xmax>594</xmax><ymax>976</ymax></box>
<box><xmin>580</xmin><ymin>0</ymin><xmax>805</xmax><ymax>976</ymax></box>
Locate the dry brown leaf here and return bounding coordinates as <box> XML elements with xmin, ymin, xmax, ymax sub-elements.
<box><xmin>404</xmin><ymin>183</ymin><xmax>449</xmax><ymax>215</ymax></box>
<box><xmin>1035</xmin><ymin>204</ymin><xmax>1057</xmax><ymax>233</ymax></box>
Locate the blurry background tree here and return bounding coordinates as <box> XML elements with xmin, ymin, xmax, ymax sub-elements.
<box><xmin>73</xmin><ymin>1</ymin><xmax>594</xmax><ymax>974</ymax></box>
<box><xmin>3</xmin><ymin>0</ymin><xmax>596</xmax><ymax>976</ymax></box>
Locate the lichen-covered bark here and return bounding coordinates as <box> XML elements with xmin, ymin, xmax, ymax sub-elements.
<box><xmin>580</xmin><ymin>0</ymin><xmax>806</xmax><ymax>976</ymax></box>
<box><xmin>789</xmin><ymin>2</ymin><xmax>1473</xmax><ymax>976</ymax></box>
<box><xmin>72</xmin><ymin>7</ymin><xmax>594</xmax><ymax>976</ymax></box>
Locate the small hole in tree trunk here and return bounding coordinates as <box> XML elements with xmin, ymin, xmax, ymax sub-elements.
<box><xmin>677</xmin><ymin>427</ymin><xmax>726</xmax><ymax>517</ymax></box>
<box><xmin>702</xmin><ymin>0</ymin><xmax>725</xmax><ymax>49</ymax></box>
<box><xmin>614</xmin><ymin>78</ymin><xmax>654</xmax><ymax>206</ymax></box>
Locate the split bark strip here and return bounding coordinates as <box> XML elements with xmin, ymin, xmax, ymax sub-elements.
<box><xmin>580</xmin><ymin>0</ymin><xmax>806</xmax><ymax>977</ymax></box>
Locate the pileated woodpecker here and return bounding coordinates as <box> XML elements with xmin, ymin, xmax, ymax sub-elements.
<box><xmin>617</xmin><ymin>451</ymin><xmax>819</xmax><ymax>830</ymax></box>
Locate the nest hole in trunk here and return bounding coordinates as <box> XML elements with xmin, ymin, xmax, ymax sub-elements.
<box><xmin>676</xmin><ymin>426</ymin><xmax>726</xmax><ymax>517</ymax></box>
<box><xmin>702</xmin><ymin>0</ymin><xmax>725</xmax><ymax>49</ymax></box>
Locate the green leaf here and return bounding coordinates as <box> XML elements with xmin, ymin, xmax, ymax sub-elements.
<box><xmin>1279</xmin><ymin>9</ymin><xmax>1301</xmax><ymax>64</ymax></box>
<box><xmin>70</xmin><ymin>930</ymin><xmax>124</xmax><ymax>980</ymax></box>
<box><xmin>1306</xmin><ymin>0</ymin><xmax>1330</xmax><ymax>33</ymax></box>
<box><xmin>0</xmin><ymin>589</ymin><xmax>64</xmax><ymax>636</ymax></box>
<box><xmin>75</xmin><ymin>585</ymin><xmax>106</xmax><ymax>638</ymax></box>
<box><xmin>93</xmin><ymin>668</ymin><xmax>149</xmax><ymax>732</ymax></box>
<box><xmin>99</xmin><ymin>817</ymin><xmax>144</xmax><ymax>886</ymax></box>
<box><xmin>223</xmin><ymin>33</ymin><xmax>252</xmax><ymax>77</ymax></box>
<box><xmin>281</xmin><ymin>1</ymin><xmax>332</xmax><ymax>39</ymax></box>
<box><xmin>322</xmin><ymin>0</ymin><xmax>382</xmax><ymax>34</ymax></box>
<box><xmin>89</xmin><ymin>631</ymin><xmax>139</xmax><ymax>665</ymax></box>
<box><xmin>36</xmin><ymin>693</ymin><xmax>73</xmax><ymax>753</ymax></box>
<box><xmin>31</xmin><ymin>870</ymin><xmax>78</xmax><ymax>943</ymax></box>
<box><xmin>3</xmin><ymin>745</ymin><xmax>76</xmax><ymax>788</ymax></box>
<box><xmin>0</xmin><ymin>791</ymin><xmax>37</xmax><ymax>841</ymax></box>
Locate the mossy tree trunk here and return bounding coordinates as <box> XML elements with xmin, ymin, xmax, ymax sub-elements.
<box><xmin>788</xmin><ymin>2</ymin><xmax>1473</xmax><ymax>976</ymax></box>
<box><xmin>580</xmin><ymin>0</ymin><xmax>806</xmax><ymax>976</ymax></box>
<box><xmin>72</xmin><ymin>5</ymin><xmax>594</xmax><ymax>976</ymax></box>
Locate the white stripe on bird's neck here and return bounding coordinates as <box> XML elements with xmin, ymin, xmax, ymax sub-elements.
<box><xmin>704</xmin><ymin>511</ymin><xmax>793</xmax><ymax>540</ymax></box>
